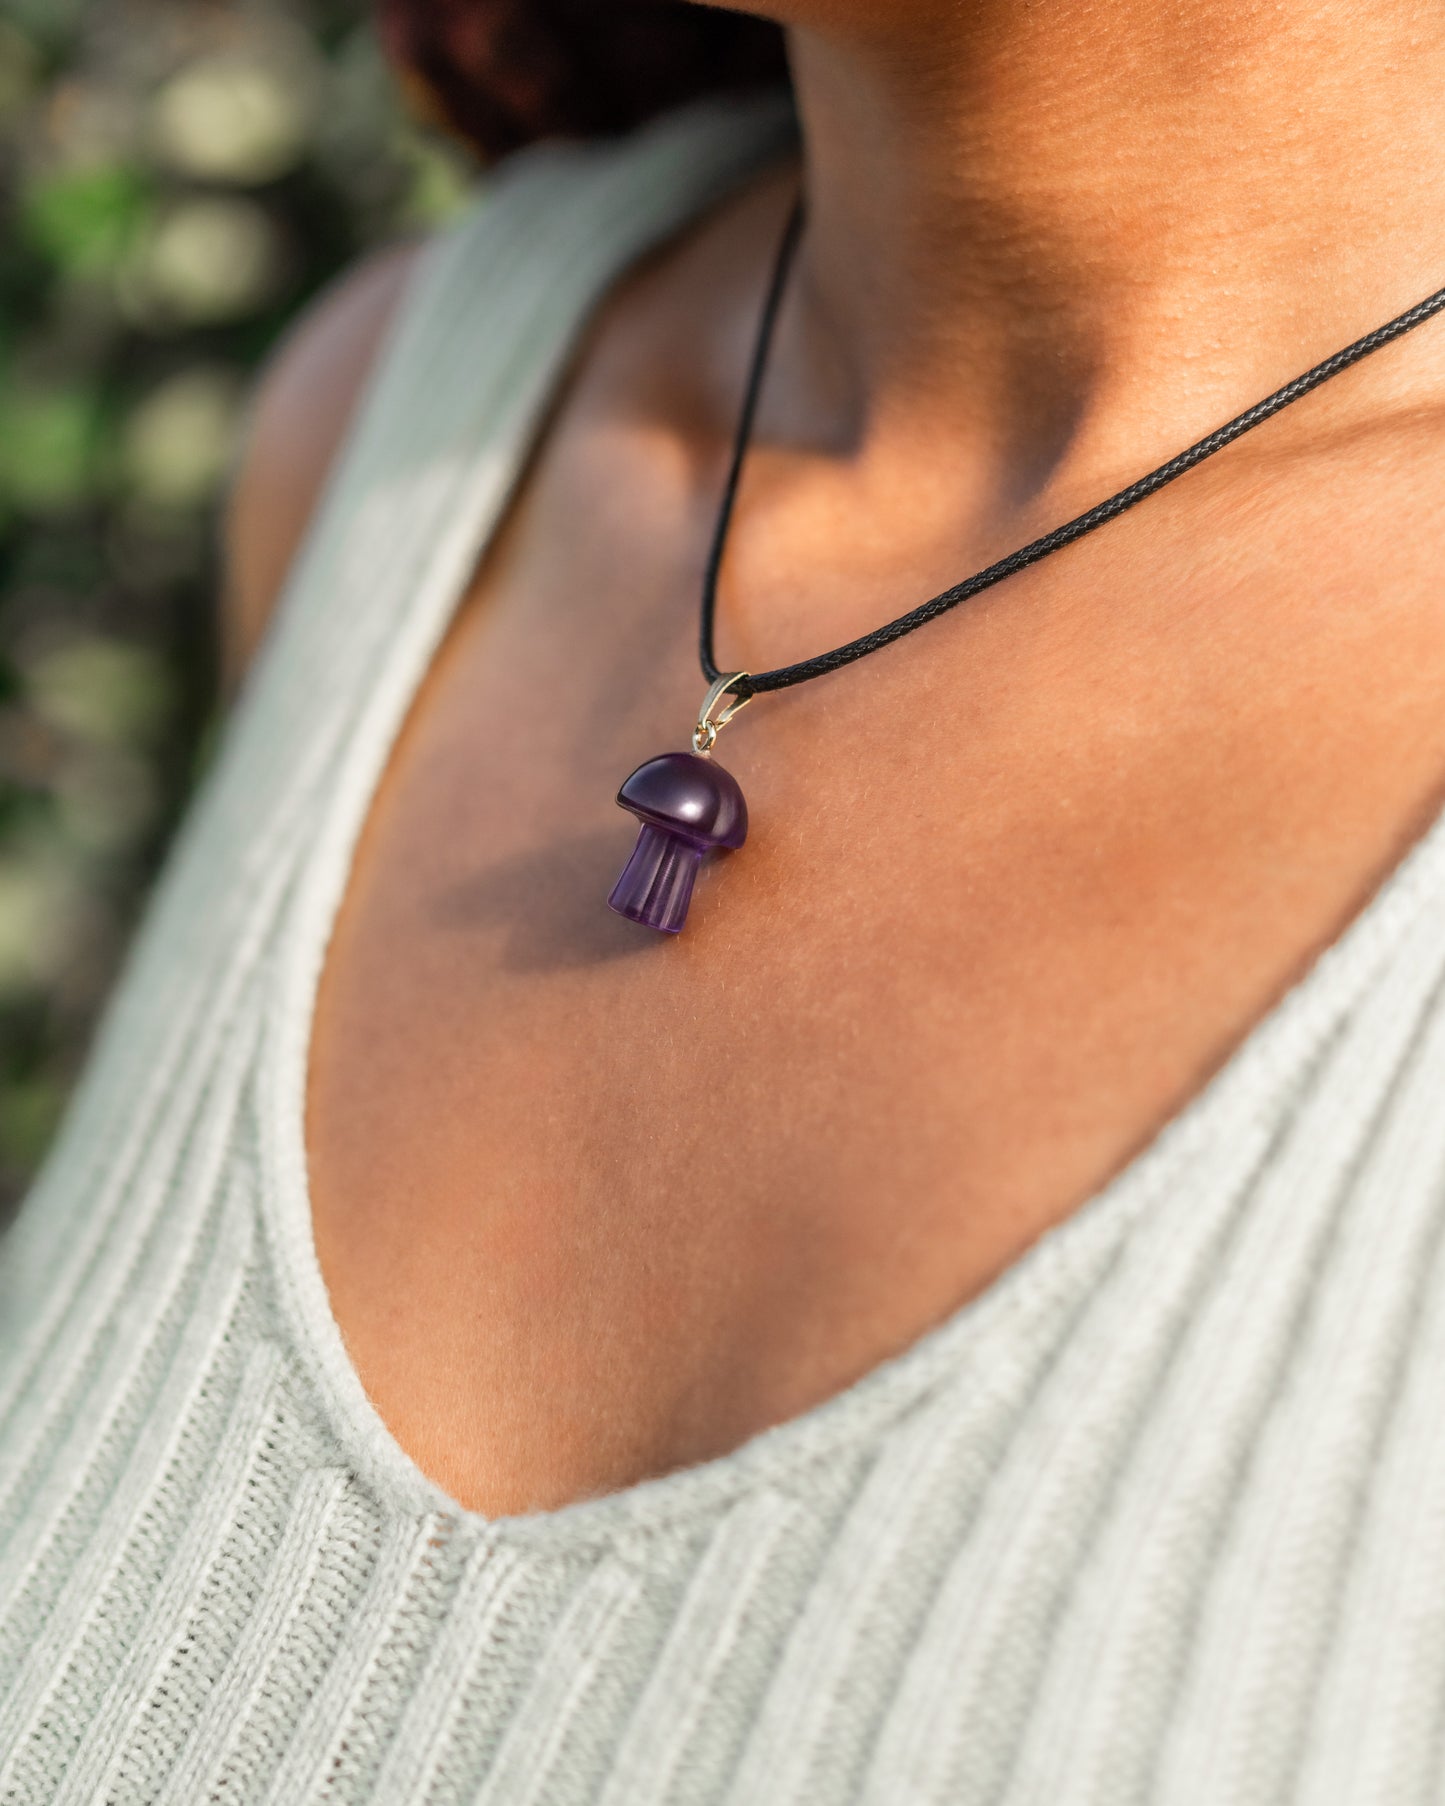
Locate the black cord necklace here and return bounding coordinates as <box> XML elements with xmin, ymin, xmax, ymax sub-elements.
<box><xmin>608</xmin><ymin>194</ymin><xmax>1445</xmax><ymax>934</ymax></box>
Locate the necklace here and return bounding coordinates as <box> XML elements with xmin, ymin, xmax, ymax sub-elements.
<box><xmin>607</xmin><ymin>196</ymin><xmax>1445</xmax><ymax>934</ymax></box>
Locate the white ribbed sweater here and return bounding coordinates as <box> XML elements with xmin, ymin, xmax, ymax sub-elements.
<box><xmin>5</xmin><ymin>95</ymin><xmax>1445</xmax><ymax>1805</ymax></box>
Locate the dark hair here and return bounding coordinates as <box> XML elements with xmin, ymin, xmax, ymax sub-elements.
<box><xmin>377</xmin><ymin>0</ymin><xmax>788</xmax><ymax>163</ymax></box>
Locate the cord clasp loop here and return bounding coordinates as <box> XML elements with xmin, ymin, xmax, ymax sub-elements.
<box><xmin>692</xmin><ymin>672</ymin><xmax>752</xmax><ymax>756</ymax></box>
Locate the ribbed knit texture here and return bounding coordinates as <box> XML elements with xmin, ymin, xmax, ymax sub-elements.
<box><xmin>5</xmin><ymin>93</ymin><xmax>1445</xmax><ymax>1803</ymax></box>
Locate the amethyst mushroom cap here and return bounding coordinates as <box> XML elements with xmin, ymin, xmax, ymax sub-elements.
<box><xmin>607</xmin><ymin>751</ymin><xmax>748</xmax><ymax>933</ymax></box>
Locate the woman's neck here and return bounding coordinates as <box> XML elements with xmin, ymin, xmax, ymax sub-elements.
<box><xmin>778</xmin><ymin>1</ymin><xmax>1445</xmax><ymax>498</ymax></box>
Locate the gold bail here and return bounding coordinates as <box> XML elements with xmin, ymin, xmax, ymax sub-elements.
<box><xmin>692</xmin><ymin>672</ymin><xmax>752</xmax><ymax>756</ymax></box>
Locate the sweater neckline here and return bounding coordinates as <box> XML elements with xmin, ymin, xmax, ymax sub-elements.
<box><xmin>257</xmin><ymin>95</ymin><xmax>1445</xmax><ymax>1558</ymax></box>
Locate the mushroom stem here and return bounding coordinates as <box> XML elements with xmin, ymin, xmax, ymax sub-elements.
<box><xmin>607</xmin><ymin>823</ymin><xmax>704</xmax><ymax>933</ymax></box>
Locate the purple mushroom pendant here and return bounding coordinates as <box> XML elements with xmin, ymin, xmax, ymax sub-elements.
<box><xmin>607</xmin><ymin>673</ymin><xmax>752</xmax><ymax>935</ymax></box>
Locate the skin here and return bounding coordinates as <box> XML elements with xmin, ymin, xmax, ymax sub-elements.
<box><xmin>230</xmin><ymin>0</ymin><xmax>1445</xmax><ymax>1514</ymax></box>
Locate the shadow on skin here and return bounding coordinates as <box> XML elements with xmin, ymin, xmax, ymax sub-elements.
<box><xmin>431</xmin><ymin>827</ymin><xmax>662</xmax><ymax>973</ymax></box>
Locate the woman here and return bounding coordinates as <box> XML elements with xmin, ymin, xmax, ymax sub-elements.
<box><xmin>4</xmin><ymin>0</ymin><xmax>1445</xmax><ymax>1795</ymax></box>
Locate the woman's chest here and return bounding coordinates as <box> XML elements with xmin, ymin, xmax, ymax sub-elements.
<box><xmin>302</xmin><ymin>424</ymin><xmax>1445</xmax><ymax>1514</ymax></box>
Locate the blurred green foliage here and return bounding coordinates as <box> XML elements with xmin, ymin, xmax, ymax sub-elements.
<box><xmin>0</xmin><ymin>0</ymin><xmax>473</xmax><ymax>1204</ymax></box>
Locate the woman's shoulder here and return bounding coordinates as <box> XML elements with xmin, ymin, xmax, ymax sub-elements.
<box><xmin>222</xmin><ymin>240</ymin><xmax>425</xmax><ymax>685</ymax></box>
<box><xmin>222</xmin><ymin>95</ymin><xmax>797</xmax><ymax>685</ymax></box>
